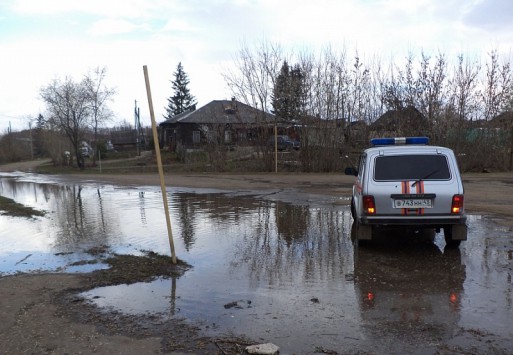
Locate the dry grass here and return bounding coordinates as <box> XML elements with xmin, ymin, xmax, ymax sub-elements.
<box><xmin>0</xmin><ymin>196</ymin><xmax>45</xmax><ymax>218</ymax></box>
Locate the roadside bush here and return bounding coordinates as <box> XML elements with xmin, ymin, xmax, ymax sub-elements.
<box><xmin>0</xmin><ymin>132</ymin><xmax>31</xmax><ymax>163</ymax></box>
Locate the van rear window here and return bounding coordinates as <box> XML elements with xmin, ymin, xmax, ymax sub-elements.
<box><xmin>374</xmin><ymin>155</ymin><xmax>451</xmax><ymax>181</ymax></box>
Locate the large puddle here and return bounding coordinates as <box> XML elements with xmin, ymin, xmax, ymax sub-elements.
<box><xmin>1</xmin><ymin>172</ymin><xmax>512</xmax><ymax>353</ymax></box>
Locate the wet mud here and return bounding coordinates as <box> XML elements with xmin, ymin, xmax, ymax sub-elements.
<box><xmin>57</xmin><ymin>250</ymin><xmax>255</xmax><ymax>353</ymax></box>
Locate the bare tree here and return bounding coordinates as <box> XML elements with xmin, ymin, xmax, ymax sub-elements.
<box><xmin>41</xmin><ymin>70</ymin><xmax>114</xmax><ymax>168</ymax></box>
<box><xmin>83</xmin><ymin>66</ymin><xmax>115</xmax><ymax>163</ymax></box>
<box><xmin>296</xmin><ymin>47</ymin><xmax>351</xmax><ymax>171</ymax></box>
<box><xmin>223</xmin><ymin>39</ymin><xmax>285</xmax><ymax>170</ymax></box>
<box><xmin>416</xmin><ymin>52</ymin><xmax>448</xmax><ymax>141</ymax></box>
<box><xmin>366</xmin><ymin>55</ymin><xmax>387</xmax><ymax>124</ymax></box>
<box><xmin>348</xmin><ymin>53</ymin><xmax>372</xmax><ymax>125</ymax></box>
<box><xmin>223</xmin><ymin>39</ymin><xmax>284</xmax><ymax>113</ymax></box>
<box><xmin>482</xmin><ymin>50</ymin><xmax>513</xmax><ymax>121</ymax></box>
<box><xmin>380</xmin><ymin>59</ymin><xmax>405</xmax><ymax>111</ymax></box>
<box><xmin>448</xmin><ymin>54</ymin><xmax>481</xmax><ymax>122</ymax></box>
<box><xmin>41</xmin><ymin>77</ymin><xmax>90</xmax><ymax>167</ymax></box>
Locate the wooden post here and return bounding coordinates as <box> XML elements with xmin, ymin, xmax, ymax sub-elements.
<box><xmin>510</xmin><ymin>123</ymin><xmax>513</xmax><ymax>171</ymax></box>
<box><xmin>143</xmin><ymin>65</ymin><xmax>177</xmax><ymax>264</ymax></box>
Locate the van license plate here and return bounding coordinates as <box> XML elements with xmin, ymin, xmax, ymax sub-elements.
<box><xmin>393</xmin><ymin>199</ymin><xmax>433</xmax><ymax>208</ymax></box>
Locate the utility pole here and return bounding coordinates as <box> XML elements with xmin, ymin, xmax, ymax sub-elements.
<box><xmin>29</xmin><ymin>121</ymin><xmax>34</xmax><ymax>160</ymax></box>
<box><xmin>134</xmin><ymin>100</ymin><xmax>141</xmax><ymax>156</ymax></box>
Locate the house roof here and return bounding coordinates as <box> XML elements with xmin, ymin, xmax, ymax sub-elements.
<box><xmin>488</xmin><ymin>111</ymin><xmax>513</xmax><ymax>129</ymax></box>
<box><xmin>160</xmin><ymin>99</ymin><xmax>276</xmax><ymax>126</ymax></box>
<box><xmin>111</xmin><ymin>130</ymin><xmax>137</xmax><ymax>145</ymax></box>
<box><xmin>370</xmin><ymin>106</ymin><xmax>427</xmax><ymax>132</ymax></box>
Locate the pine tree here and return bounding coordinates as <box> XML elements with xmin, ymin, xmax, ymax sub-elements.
<box><xmin>36</xmin><ymin>113</ymin><xmax>46</xmax><ymax>130</ymax></box>
<box><xmin>34</xmin><ymin>113</ymin><xmax>46</xmax><ymax>157</ymax></box>
<box><xmin>272</xmin><ymin>61</ymin><xmax>290</xmax><ymax>119</ymax></box>
<box><xmin>289</xmin><ymin>64</ymin><xmax>305</xmax><ymax>121</ymax></box>
<box><xmin>164</xmin><ymin>62</ymin><xmax>197</xmax><ymax>119</ymax></box>
<box><xmin>272</xmin><ymin>61</ymin><xmax>304</xmax><ymax>121</ymax></box>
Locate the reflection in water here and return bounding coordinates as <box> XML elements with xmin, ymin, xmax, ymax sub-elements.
<box><xmin>1</xmin><ymin>173</ymin><xmax>513</xmax><ymax>353</ymax></box>
<box><xmin>171</xmin><ymin>192</ymin><xmax>270</xmax><ymax>251</ymax></box>
<box><xmin>138</xmin><ymin>191</ymin><xmax>146</xmax><ymax>225</ymax></box>
<box><xmin>0</xmin><ymin>178</ymin><xmax>115</xmax><ymax>250</ymax></box>
<box><xmin>83</xmin><ymin>276</ymin><xmax>179</xmax><ymax>316</ymax></box>
<box><xmin>352</xmin><ymin>226</ymin><xmax>466</xmax><ymax>351</ymax></box>
<box><xmin>231</xmin><ymin>201</ymin><xmax>353</xmax><ymax>289</ymax></box>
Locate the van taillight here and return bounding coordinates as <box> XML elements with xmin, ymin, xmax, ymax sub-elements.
<box><xmin>363</xmin><ymin>195</ymin><xmax>376</xmax><ymax>215</ymax></box>
<box><xmin>451</xmin><ymin>195</ymin><xmax>464</xmax><ymax>214</ymax></box>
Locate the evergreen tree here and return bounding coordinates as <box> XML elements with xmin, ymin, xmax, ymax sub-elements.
<box><xmin>164</xmin><ymin>62</ymin><xmax>197</xmax><ymax>118</ymax></box>
<box><xmin>272</xmin><ymin>61</ymin><xmax>290</xmax><ymax>119</ymax></box>
<box><xmin>36</xmin><ymin>113</ymin><xmax>46</xmax><ymax>130</ymax></box>
<box><xmin>33</xmin><ymin>113</ymin><xmax>46</xmax><ymax>157</ymax></box>
<box><xmin>272</xmin><ymin>61</ymin><xmax>304</xmax><ymax>121</ymax></box>
<box><xmin>289</xmin><ymin>64</ymin><xmax>305</xmax><ymax>121</ymax></box>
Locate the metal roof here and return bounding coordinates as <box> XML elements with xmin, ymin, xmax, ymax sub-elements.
<box><xmin>160</xmin><ymin>99</ymin><xmax>276</xmax><ymax>126</ymax></box>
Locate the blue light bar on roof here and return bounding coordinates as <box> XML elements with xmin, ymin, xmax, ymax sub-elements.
<box><xmin>370</xmin><ymin>137</ymin><xmax>429</xmax><ymax>146</ymax></box>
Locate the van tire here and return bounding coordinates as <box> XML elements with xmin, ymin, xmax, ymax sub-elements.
<box><xmin>444</xmin><ymin>226</ymin><xmax>463</xmax><ymax>248</ymax></box>
<box><xmin>357</xmin><ymin>224</ymin><xmax>372</xmax><ymax>242</ymax></box>
<box><xmin>350</xmin><ymin>198</ymin><xmax>356</xmax><ymax>220</ymax></box>
<box><xmin>358</xmin><ymin>239</ymin><xmax>372</xmax><ymax>247</ymax></box>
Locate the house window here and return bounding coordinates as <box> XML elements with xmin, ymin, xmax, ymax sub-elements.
<box><xmin>193</xmin><ymin>130</ymin><xmax>201</xmax><ymax>144</ymax></box>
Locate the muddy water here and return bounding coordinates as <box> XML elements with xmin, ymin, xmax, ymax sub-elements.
<box><xmin>1</xmin><ymin>173</ymin><xmax>512</xmax><ymax>353</ymax></box>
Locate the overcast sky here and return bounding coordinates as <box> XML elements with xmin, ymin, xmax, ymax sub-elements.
<box><xmin>1</xmin><ymin>0</ymin><xmax>513</xmax><ymax>131</ymax></box>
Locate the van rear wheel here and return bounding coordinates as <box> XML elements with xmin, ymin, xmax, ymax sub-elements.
<box><xmin>356</xmin><ymin>224</ymin><xmax>372</xmax><ymax>244</ymax></box>
<box><xmin>444</xmin><ymin>226</ymin><xmax>462</xmax><ymax>248</ymax></box>
<box><xmin>350</xmin><ymin>198</ymin><xmax>356</xmax><ymax>220</ymax></box>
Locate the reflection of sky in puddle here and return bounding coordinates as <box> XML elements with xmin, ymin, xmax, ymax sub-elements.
<box><xmin>1</xmin><ymin>173</ymin><xmax>513</xmax><ymax>353</ymax></box>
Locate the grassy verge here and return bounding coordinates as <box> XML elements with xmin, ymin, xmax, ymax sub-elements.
<box><xmin>33</xmin><ymin>149</ymin><xmax>270</xmax><ymax>175</ymax></box>
<box><xmin>34</xmin><ymin>150</ymin><xmax>180</xmax><ymax>175</ymax></box>
<box><xmin>0</xmin><ymin>196</ymin><xmax>45</xmax><ymax>218</ymax></box>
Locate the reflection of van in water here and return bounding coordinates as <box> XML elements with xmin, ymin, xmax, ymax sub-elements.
<box><xmin>352</xmin><ymin>228</ymin><xmax>466</xmax><ymax>345</ymax></box>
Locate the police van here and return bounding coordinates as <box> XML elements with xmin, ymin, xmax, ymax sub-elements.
<box><xmin>348</xmin><ymin>137</ymin><xmax>467</xmax><ymax>247</ymax></box>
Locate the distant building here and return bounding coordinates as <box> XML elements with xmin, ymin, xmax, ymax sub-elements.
<box><xmin>370</xmin><ymin>107</ymin><xmax>428</xmax><ymax>138</ymax></box>
<box><xmin>488</xmin><ymin>111</ymin><xmax>513</xmax><ymax>130</ymax></box>
<box><xmin>159</xmin><ymin>98</ymin><xmax>275</xmax><ymax>150</ymax></box>
<box><xmin>110</xmin><ymin>129</ymin><xmax>146</xmax><ymax>151</ymax></box>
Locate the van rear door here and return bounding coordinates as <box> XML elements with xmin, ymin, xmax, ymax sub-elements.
<box><xmin>370</xmin><ymin>152</ymin><xmax>459</xmax><ymax>216</ymax></box>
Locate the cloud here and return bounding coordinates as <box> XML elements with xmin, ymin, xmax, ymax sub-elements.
<box><xmin>88</xmin><ymin>18</ymin><xmax>142</xmax><ymax>36</ymax></box>
<box><xmin>162</xmin><ymin>19</ymin><xmax>198</xmax><ymax>33</ymax></box>
<box><xmin>464</xmin><ymin>0</ymin><xmax>513</xmax><ymax>31</ymax></box>
<box><xmin>10</xmin><ymin>0</ymin><xmax>151</xmax><ymax>18</ymax></box>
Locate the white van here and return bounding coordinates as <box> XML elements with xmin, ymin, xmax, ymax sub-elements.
<box><xmin>348</xmin><ymin>137</ymin><xmax>467</xmax><ymax>247</ymax></box>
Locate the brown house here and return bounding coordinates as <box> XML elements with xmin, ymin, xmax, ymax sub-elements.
<box><xmin>370</xmin><ymin>106</ymin><xmax>428</xmax><ymax>138</ymax></box>
<box><xmin>488</xmin><ymin>111</ymin><xmax>513</xmax><ymax>129</ymax></box>
<box><xmin>159</xmin><ymin>99</ymin><xmax>276</xmax><ymax>150</ymax></box>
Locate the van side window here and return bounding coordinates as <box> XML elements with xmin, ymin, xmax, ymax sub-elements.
<box><xmin>358</xmin><ymin>154</ymin><xmax>366</xmax><ymax>180</ymax></box>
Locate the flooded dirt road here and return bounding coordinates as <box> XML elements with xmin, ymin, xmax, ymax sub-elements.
<box><xmin>0</xmin><ymin>170</ymin><xmax>512</xmax><ymax>354</ymax></box>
